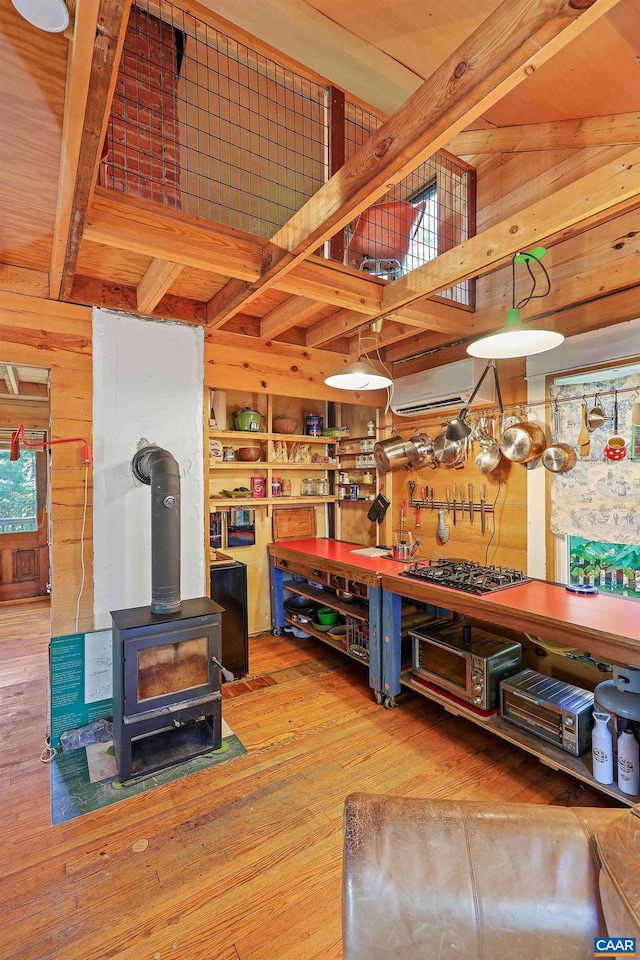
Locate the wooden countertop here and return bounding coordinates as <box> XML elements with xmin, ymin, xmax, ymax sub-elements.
<box><xmin>381</xmin><ymin>571</ymin><xmax>640</xmax><ymax>667</ymax></box>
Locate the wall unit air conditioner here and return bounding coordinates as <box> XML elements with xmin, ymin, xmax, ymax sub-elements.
<box><xmin>390</xmin><ymin>358</ymin><xmax>494</xmax><ymax>417</ymax></box>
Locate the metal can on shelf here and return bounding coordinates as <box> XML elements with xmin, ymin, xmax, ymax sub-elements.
<box><xmin>251</xmin><ymin>476</ymin><xmax>266</xmax><ymax>498</ymax></box>
<box><xmin>304</xmin><ymin>412</ymin><xmax>324</xmax><ymax>436</ymax></box>
<box><xmin>338</xmin><ymin>486</ymin><xmax>346</xmax><ymax>499</ymax></box>
<box><xmin>271</xmin><ymin>477</ymin><xmax>281</xmax><ymax>497</ymax></box>
<box><xmin>350</xmin><ymin>484</ymin><xmax>359</xmax><ymax>500</ymax></box>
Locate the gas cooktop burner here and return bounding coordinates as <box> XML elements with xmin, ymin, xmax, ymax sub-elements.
<box><xmin>400</xmin><ymin>559</ymin><xmax>531</xmax><ymax>595</ymax></box>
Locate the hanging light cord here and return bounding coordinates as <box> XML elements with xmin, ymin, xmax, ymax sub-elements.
<box><xmin>515</xmin><ymin>251</ymin><xmax>551</xmax><ymax>311</ymax></box>
<box><xmin>74</xmin><ymin>464</ymin><xmax>89</xmax><ymax>633</ymax></box>
<box><xmin>359</xmin><ymin>327</ymin><xmax>395</xmax><ymax>411</ymax></box>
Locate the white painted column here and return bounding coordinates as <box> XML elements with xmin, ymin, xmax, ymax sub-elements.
<box><xmin>93</xmin><ymin>309</ymin><xmax>205</xmax><ymax>629</ymax></box>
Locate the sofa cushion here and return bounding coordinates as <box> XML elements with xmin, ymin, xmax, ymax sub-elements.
<box><xmin>596</xmin><ymin>806</ymin><xmax>640</xmax><ymax>941</ymax></box>
<box><xmin>343</xmin><ymin>793</ymin><xmax>611</xmax><ymax>960</ymax></box>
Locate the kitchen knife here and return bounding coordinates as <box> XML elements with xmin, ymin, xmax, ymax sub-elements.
<box><xmin>430</xmin><ymin>487</ymin><xmax>434</xmax><ymax>512</ymax></box>
<box><xmin>468</xmin><ymin>483</ymin><xmax>474</xmax><ymax>524</ymax></box>
<box><xmin>480</xmin><ymin>482</ymin><xmax>486</xmax><ymax>535</ymax></box>
<box><xmin>451</xmin><ymin>485</ymin><xmax>456</xmax><ymax>525</ymax></box>
<box><xmin>457</xmin><ymin>484</ymin><xmax>464</xmax><ymax>522</ymax></box>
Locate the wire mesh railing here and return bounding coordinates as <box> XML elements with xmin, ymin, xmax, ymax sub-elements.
<box><xmin>103</xmin><ymin>1</ymin><xmax>474</xmax><ymax>305</ymax></box>
<box><xmin>104</xmin><ymin>0</ymin><xmax>328</xmax><ymax>236</ymax></box>
<box><xmin>341</xmin><ymin>101</ymin><xmax>475</xmax><ymax>305</ymax></box>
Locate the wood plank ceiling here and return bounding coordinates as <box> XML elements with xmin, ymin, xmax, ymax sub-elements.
<box><xmin>1</xmin><ymin>0</ymin><xmax>640</xmax><ymax>373</ymax></box>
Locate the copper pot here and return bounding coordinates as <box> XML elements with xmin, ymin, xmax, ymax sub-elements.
<box><xmin>499</xmin><ymin>422</ymin><xmax>547</xmax><ymax>463</ymax></box>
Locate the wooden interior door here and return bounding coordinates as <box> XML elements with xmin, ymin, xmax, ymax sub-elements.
<box><xmin>0</xmin><ymin>449</ymin><xmax>49</xmax><ymax>601</ymax></box>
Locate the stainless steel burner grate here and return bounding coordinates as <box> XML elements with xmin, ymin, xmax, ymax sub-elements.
<box><xmin>400</xmin><ymin>559</ymin><xmax>530</xmax><ymax>594</ymax></box>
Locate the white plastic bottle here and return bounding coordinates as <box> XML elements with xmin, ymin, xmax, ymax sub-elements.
<box><xmin>617</xmin><ymin>728</ymin><xmax>640</xmax><ymax>796</ymax></box>
<box><xmin>592</xmin><ymin>712</ymin><xmax>614</xmax><ymax>784</ymax></box>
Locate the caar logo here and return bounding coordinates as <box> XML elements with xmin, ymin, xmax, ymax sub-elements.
<box><xmin>594</xmin><ymin>937</ymin><xmax>637</xmax><ymax>957</ymax></box>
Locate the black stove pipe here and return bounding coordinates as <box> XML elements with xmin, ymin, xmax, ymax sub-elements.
<box><xmin>131</xmin><ymin>443</ymin><xmax>182</xmax><ymax>614</ymax></box>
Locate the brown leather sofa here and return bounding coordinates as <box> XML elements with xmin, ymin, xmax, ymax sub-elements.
<box><xmin>343</xmin><ymin>793</ymin><xmax>640</xmax><ymax>960</ymax></box>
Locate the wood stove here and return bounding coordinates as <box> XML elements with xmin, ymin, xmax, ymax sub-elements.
<box><xmin>111</xmin><ymin>442</ymin><xmax>227</xmax><ymax>784</ymax></box>
<box><xmin>112</xmin><ymin>597</ymin><xmax>223</xmax><ymax>784</ymax></box>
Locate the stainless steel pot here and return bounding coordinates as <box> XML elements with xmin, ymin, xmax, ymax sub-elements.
<box><xmin>475</xmin><ymin>439</ymin><xmax>501</xmax><ymax>474</ymax></box>
<box><xmin>499</xmin><ymin>422</ymin><xmax>547</xmax><ymax>463</ymax></box>
<box><xmin>541</xmin><ymin>442</ymin><xmax>577</xmax><ymax>473</ymax></box>
<box><xmin>374</xmin><ymin>435</ymin><xmax>409</xmax><ymax>473</ymax></box>
<box><xmin>542</xmin><ymin>401</ymin><xmax>576</xmax><ymax>473</ymax></box>
<box><xmin>405</xmin><ymin>432</ymin><xmax>436</xmax><ymax>469</ymax></box>
<box><xmin>433</xmin><ymin>429</ymin><xmax>462</xmax><ymax>465</ymax></box>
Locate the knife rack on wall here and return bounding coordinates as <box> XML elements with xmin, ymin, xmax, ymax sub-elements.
<box><xmin>407</xmin><ymin>495</ymin><xmax>494</xmax><ymax>534</ymax></box>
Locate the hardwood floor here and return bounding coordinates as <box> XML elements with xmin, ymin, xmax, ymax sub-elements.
<box><xmin>1</xmin><ymin>600</ymin><xmax>620</xmax><ymax>960</ymax></box>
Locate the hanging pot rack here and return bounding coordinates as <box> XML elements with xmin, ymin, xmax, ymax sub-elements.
<box><xmin>384</xmin><ymin>382</ymin><xmax>640</xmax><ymax>432</ymax></box>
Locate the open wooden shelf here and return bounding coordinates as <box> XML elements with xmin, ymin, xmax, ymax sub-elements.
<box><xmin>210</xmin><ymin>495</ymin><xmax>337</xmax><ymax>508</ymax></box>
<box><xmin>210</xmin><ymin>429</ymin><xmax>334</xmax><ymax>444</ymax></box>
<box><xmin>283</xmin><ymin>581</ymin><xmax>369</xmax><ymax>621</ymax></box>
<box><xmin>400</xmin><ymin>669</ymin><xmax>633</xmax><ymax>806</ymax></box>
<box><xmin>210</xmin><ymin>462</ymin><xmax>338</xmax><ymax>470</ymax></box>
<box><xmin>283</xmin><ymin>616</ymin><xmax>369</xmax><ymax>666</ymax></box>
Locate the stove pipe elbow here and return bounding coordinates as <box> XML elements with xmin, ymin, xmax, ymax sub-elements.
<box><xmin>132</xmin><ymin>443</ymin><xmax>182</xmax><ymax>614</ymax></box>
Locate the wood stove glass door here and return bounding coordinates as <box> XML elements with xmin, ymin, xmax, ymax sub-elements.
<box><xmin>123</xmin><ymin>624</ymin><xmax>219</xmax><ymax>716</ymax></box>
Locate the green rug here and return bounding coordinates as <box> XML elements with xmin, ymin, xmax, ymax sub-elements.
<box><xmin>50</xmin><ymin>719</ymin><xmax>246</xmax><ymax>825</ymax></box>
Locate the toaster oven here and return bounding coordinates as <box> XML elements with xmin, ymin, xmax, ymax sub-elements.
<box><xmin>500</xmin><ymin>668</ymin><xmax>594</xmax><ymax>756</ymax></box>
<box><xmin>411</xmin><ymin>621</ymin><xmax>523</xmax><ymax>712</ymax></box>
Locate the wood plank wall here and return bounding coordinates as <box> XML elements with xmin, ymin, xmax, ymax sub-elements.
<box><xmin>0</xmin><ymin>293</ymin><xmax>93</xmax><ymax>636</ymax></box>
<box><xmin>391</xmin><ymin>358</ymin><xmax>528</xmax><ymax>571</ymax></box>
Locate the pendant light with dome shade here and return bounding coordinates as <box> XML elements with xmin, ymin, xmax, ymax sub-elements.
<box><xmin>467</xmin><ymin>247</ymin><xmax>564</xmax><ymax>360</ymax></box>
<box><xmin>11</xmin><ymin>0</ymin><xmax>69</xmax><ymax>32</ymax></box>
<box><xmin>324</xmin><ymin>320</ymin><xmax>393</xmax><ymax>391</ymax></box>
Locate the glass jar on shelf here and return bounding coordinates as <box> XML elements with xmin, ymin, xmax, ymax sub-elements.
<box><xmin>302</xmin><ymin>478</ymin><xmax>317</xmax><ymax>496</ymax></box>
<box><xmin>281</xmin><ymin>478</ymin><xmax>292</xmax><ymax>497</ymax></box>
<box><xmin>317</xmin><ymin>478</ymin><xmax>329</xmax><ymax>496</ymax></box>
<box><xmin>223</xmin><ymin>446</ymin><xmax>236</xmax><ymax>461</ymax></box>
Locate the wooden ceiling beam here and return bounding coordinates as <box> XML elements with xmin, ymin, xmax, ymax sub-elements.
<box><xmin>306</xmin><ymin>296</ymin><xmax>470</xmax><ymax>347</ymax></box>
<box><xmin>51</xmin><ymin>0</ymin><xmax>131</xmax><ymax>301</ymax></box>
<box><xmin>4</xmin><ymin>364</ymin><xmax>20</xmax><ymax>395</ymax></box>
<box><xmin>448</xmin><ymin>112</ymin><xmax>640</xmax><ymax>155</ymax></box>
<box><xmin>70</xmin><ymin>275</ymin><xmax>206</xmax><ymax>324</ymax></box>
<box><xmin>380</xmin><ymin>146</ymin><xmax>640</xmax><ymax>318</ymax></box>
<box><xmin>85</xmin><ymin>189</ymin><xmax>263</xmax><ymax>281</ymax></box>
<box><xmin>260</xmin><ymin>297</ymin><xmax>322</xmax><ymax>340</ymax></box>
<box><xmin>204</xmin><ymin>0</ymin><xmax>622</xmax><ymax>327</ymax></box>
<box><xmin>86</xmin><ymin>192</ymin><xmax>394</xmax><ymax>317</ymax></box>
<box><xmin>137</xmin><ymin>259</ymin><xmax>185</xmax><ymax>315</ymax></box>
<box><xmin>204</xmin><ymin>330</ymin><xmax>387</xmax><ymax>403</ymax></box>
<box><xmin>391</xmin><ymin>283</ymin><xmax>640</xmax><ymax>377</ymax></box>
<box><xmin>274</xmin><ymin>260</ymin><xmax>381</xmax><ymax>314</ymax></box>
<box><xmin>349</xmin><ymin>324</ymin><xmax>449</xmax><ymax>356</ymax></box>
